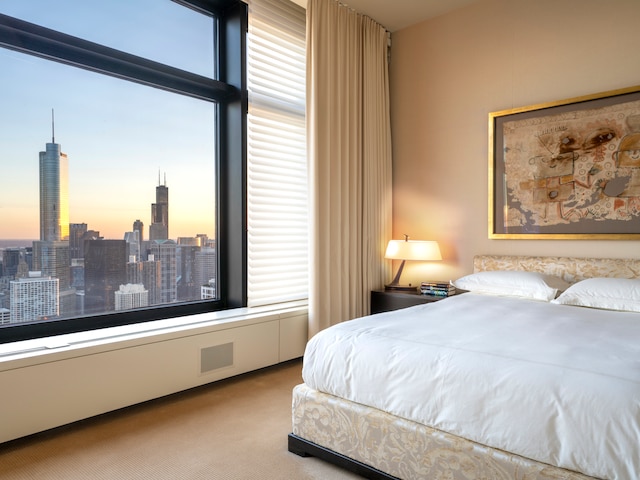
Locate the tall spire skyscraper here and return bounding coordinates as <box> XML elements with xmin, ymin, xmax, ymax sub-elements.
<box><xmin>33</xmin><ymin>111</ymin><xmax>75</xmax><ymax>319</ymax></box>
<box><xmin>39</xmin><ymin>110</ymin><xmax>69</xmax><ymax>242</ymax></box>
<box><xmin>149</xmin><ymin>172</ymin><xmax>169</xmax><ymax>242</ymax></box>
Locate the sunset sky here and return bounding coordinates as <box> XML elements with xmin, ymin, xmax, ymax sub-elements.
<box><xmin>0</xmin><ymin>1</ymin><xmax>218</xmax><ymax>241</ymax></box>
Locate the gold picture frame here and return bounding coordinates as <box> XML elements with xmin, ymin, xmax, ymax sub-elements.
<box><xmin>489</xmin><ymin>85</ymin><xmax>640</xmax><ymax>239</ymax></box>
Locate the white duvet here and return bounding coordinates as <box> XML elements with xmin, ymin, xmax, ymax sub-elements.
<box><xmin>302</xmin><ymin>293</ymin><xmax>640</xmax><ymax>480</ymax></box>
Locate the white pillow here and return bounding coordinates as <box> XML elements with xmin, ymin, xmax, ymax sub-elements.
<box><xmin>551</xmin><ymin>277</ymin><xmax>640</xmax><ymax>312</ymax></box>
<box><xmin>452</xmin><ymin>271</ymin><xmax>570</xmax><ymax>301</ymax></box>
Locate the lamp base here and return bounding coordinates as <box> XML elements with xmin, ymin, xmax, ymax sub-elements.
<box><xmin>384</xmin><ymin>283</ymin><xmax>418</xmax><ymax>293</ymax></box>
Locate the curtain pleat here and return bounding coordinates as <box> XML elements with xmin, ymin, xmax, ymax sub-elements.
<box><xmin>307</xmin><ymin>0</ymin><xmax>392</xmax><ymax>337</ymax></box>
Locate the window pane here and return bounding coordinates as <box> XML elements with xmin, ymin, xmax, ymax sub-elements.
<box><xmin>0</xmin><ymin>50</ymin><xmax>218</xmax><ymax>323</ymax></box>
<box><xmin>0</xmin><ymin>0</ymin><xmax>215</xmax><ymax>78</ymax></box>
<box><xmin>247</xmin><ymin>0</ymin><xmax>308</xmax><ymax>307</ymax></box>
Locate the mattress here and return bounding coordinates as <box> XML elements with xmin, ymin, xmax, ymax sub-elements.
<box><xmin>302</xmin><ymin>294</ymin><xmax>640</xmax><ymax>480</ymax></box>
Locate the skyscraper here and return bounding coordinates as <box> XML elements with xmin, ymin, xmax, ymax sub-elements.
<box><xmin>39</xmin><ymin>111</ymin><xmax>69</xmax><ymax>242</ymax></box>
<box><xmin>176</xmin><ymin>243</ymin><xmax>200</xmax><ymax>301</ymax></box>
<box><xmin>126</xmin><ymin>258</ymin><xmax>162</xmax><ymax>305</ymax></box>
<box><xmin>124</xmin><ymin>230</ymin><xmax>141</xmax><ymax>262</ymax></box>
<box><xmin>195</xmin><ymin>246</ymin><xmax>217</xmax><ymax>297</ymax></box>
<box><xmin>133</xmin><ymin>219</ymin><xmax>144</xmax><ymax>243</ymax></box>
<box><xmin>149</xmin><ymin>173</ymin><xmax>169</xmax><ymax>241</ymax></box>
<box><xmin>84</xmin><ymin>239</ymin><xmax>127</xmax><ymax>314</ymax></box>
<box><xmin>69</xmin><ymin>223</ymin><xmax>88</xmax><ymax>260</ymax></box>
<box><xmin>32</xmin><ymin>240</ymin><xmax>70</xmax><ymax>290</ymax></box>
<box><xmin>114</xmin><ymin>284</ymin><xmax>149</xmax><ymax>311</ymax></box>
<box><xmin>10</xmin><ymin>276</ymin><xmax>59</xmax><ymax>323</ymax></box>
<box><xmin>2</xmin><ymin>248</ymin><xmax>22</xmax><ymax>278</ymax></box>
<box><xmin>34</xmin><ymin>112</ymin><xmax>74</xmax><ymax>318</ymax></box>
<box><xmin>150</xmin><ymin>239</ymin><xmax>177</xmax><ymax>303</ymax></box>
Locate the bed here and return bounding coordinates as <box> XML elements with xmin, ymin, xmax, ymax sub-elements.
<box><xmin>288</xmin><ymin>255</ymin><xmax>640</xmax><ymax>480</ymax></box>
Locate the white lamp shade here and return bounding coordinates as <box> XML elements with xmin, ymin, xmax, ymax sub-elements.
<box><xmin>384</xmin><ymin>240</ymin><xmax>442</xmax><ymax>261</ymax></box>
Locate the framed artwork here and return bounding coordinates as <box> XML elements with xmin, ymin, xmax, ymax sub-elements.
<box><xmin>489</xmin><ymin>85</ymin><xmax>640</xmax><ymax>239</ymax></box>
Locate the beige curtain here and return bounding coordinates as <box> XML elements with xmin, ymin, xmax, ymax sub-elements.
<box><xmin>307</xmin><ymin>0</ymin><xmax>392</xmax><ymax>337</ymax></box>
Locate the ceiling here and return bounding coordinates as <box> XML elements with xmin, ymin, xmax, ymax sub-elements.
<box><xmin>289</xmin><ymin>0</ymin><xmax>479</xmax><ymax>32</ymax></box>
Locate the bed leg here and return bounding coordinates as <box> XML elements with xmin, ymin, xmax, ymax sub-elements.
<box><xmin>288</xmin><ymin>433</ymin><xmax>312</xmax><ymax>457</ymax></box>
<box><xmin>287</xmin><ymin>433</ymin><xmax>400</xmax><ymax>479</ymax></box>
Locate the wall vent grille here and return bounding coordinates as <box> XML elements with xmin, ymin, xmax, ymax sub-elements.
<box><xmin>200</xmin><ymin>342</ymin><xmax>234</xmax><ymax>374</ymax></box>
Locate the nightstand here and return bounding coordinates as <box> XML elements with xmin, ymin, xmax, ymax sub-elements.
<box><xmin>370</xmin><ymin>289</ymin><xmax>450</xmax><ymax>314</ymax></box>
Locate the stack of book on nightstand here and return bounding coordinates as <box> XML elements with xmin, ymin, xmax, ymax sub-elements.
<box><xmin>420</xmin><ymin>281</ymin><xmax>456</xmax><ymax>297</ymax></box>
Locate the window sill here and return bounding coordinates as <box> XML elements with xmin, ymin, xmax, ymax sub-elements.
<box><xmin>0</xmin><ymin>300</ymin><xmax>308</xmax><ymax>371</ymax></box>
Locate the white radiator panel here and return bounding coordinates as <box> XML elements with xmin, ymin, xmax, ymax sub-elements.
<box><xmin>279</xmin><ymin>312</ymin><xmax>308</xmax><ymax>361</ymax></box>
<box><xmin>0</xmin><ymin>309</ymin><xmax>307</xmax><ymax>443</ymax></box>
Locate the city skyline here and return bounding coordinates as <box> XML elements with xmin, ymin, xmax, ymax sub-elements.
<box><xmin>1</xmin><ymin>135</ymin><xmax>214</xmax><ymax>241</ymax></box>
<box><xmin>0</xmin><ymin>86</ymin><xmax>216</xmax><ymax>241</ymax></box>
<box><xmin>0</xmin><ymin>2</ymin><xmax>217</xmax><ymax>241</ymax></box>
<box><xmin>2</xmin><ymin>122</ymin><xmax>219</xmax><ymax>323</ymax></box>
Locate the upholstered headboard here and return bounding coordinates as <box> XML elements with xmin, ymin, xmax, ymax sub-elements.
<box><xmin>473</xmin><ymin>255</ymin><xmax>640</xmax><ymax>284</ymax></box>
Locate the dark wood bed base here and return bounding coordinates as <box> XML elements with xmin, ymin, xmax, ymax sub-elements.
<box><xmin>288</xmin><ymin>433</ymin><xmax>399</xmax><ymax>480</ymax></box>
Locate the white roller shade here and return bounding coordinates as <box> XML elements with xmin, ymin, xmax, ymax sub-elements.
<box><xmin>247</xmin><ymin>0</ymin><xmax>308</xmax><ymax>307</ymax></box>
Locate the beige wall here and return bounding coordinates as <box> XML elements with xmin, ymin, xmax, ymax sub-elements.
<box><xmin>389</xmin><ymin>0</ymin><xmax>640</xmax><ymax>285</ymax></box>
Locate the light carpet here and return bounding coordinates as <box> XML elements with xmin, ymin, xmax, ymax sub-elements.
<box><xmin>0</xmin><ymin>359</ymin><xmax>362</xmax><ymax>480</ymax></box>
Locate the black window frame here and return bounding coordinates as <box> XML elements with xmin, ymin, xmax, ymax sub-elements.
<box><xmin>0</xmin><ymin>0</ymin><xmax>247</xmax><ymax>344</ymax></box>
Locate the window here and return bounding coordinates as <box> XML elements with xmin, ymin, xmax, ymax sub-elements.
<box><xmin>0</xmin><ymin>0</ymin><xmax>247</xmax><ymax>343</ymax></box>
<box><xmin>246</xmin><ymin>0</ymin><xmax>308</xmax><ymax>307</ymax></box>
<box><xmin>0</xmin><ymin>1</ymin><xmax>216</xmax><ymax>77</ymax></box>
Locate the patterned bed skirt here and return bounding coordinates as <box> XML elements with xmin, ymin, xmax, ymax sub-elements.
<box><xmin>292</xmin><ymin>383</ymin><xmax>599</xmax><ymax>480</ymax></box>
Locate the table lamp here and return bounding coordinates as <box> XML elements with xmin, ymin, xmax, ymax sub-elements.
<box><xmin>384</xmin><ymin>235</ymin><xmax>441</xmax><ymax>292</ymax></box>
